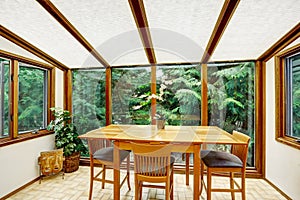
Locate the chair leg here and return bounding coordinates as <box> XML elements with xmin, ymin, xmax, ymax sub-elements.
<box><xmin>139</xmin><ymin>181</ymin><xmax>143</xmax><ymax>200</ymax></box>
<box><xmin>230</xmin><ymin>172</ymin><xmax>235</xmax><ymax>200</ymax></box>
<box><xmin>199</xmin><ymin>161</ymin><xmax>204</xmax><ymax>195</ymax></box>
<box><xmin>207</xmin><ymin>169</ymin><xmax>212</xmax><ymax>200</ymax></box>
<box><xmin>186</xmin><ymin>153</ymin><xmax>190</xmax><ymax>186</ymax></box>
<box><xmin>134</xmin><ymin>174</ymin><xmax>139</xmax><ymax>200</ymax></box>
<box><xmin>241</xmin><ymin>172</ymin><xmax>246</xmax><ymax>200</ymax></box>
<box><xmin>127</xmin><ymin>156</ymin><xmax>131</xmax><ymax>190</ymax></box>
<box><xmin>101</xmin><ymin>165</ymin><xmax>106</xmax><ymax>189</ymax></box>
<box><xmin>166</xmin><ymin>179</ymin><xmax>170</xmax><ymax>200</ymax></box>
<box><xmin>89</xmin><ymin>162</ymin><xmax>94</xmax><ymax>200</ymax></box>
<box><xmin>170</xmin><ymin>169</ymin><xmax>174</xmax><ymax>200</ymax></box>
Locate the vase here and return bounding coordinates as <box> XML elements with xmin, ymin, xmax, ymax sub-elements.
<box><xmin>156</xmin><ymin>119</ymin><xmax>166</xmax><ymax>129</ymax></box>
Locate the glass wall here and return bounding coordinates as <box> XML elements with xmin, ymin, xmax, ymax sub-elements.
<box><xmin>72</xmin><ymin>62</ymin><xmax>255</xmax><ymax>167</ymax></box>
<box><xmin>112</xmin><ymin>67</ymin><xmax>151</xmax><ymax>124</ymax></box>
<box><xmin>207</xmin><ymin>62</ymin><xmax>255</xmax><ymax>167</ymax></box>
<box><xmin>18</xmin><ymin>63</ymin><xmax>47</xmax><ymax>133</ymax></box>
<box><xmin>0</xmin><ymin>58</ymin><xmax>10</xmax><ymax>138</ymax></box>
<box><xmin>156</xmin><ymin>64</ymin><xmax>201</xmax><ymax>126</ymax></box>
<box><xmin>72</xmin><ymin>69</ymin><xmax>106</xmax><ymax>135</ymax></box>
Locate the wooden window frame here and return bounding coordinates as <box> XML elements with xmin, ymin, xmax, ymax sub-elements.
<box><xmin>0</xmin><ymin>50</ymin><xmax>55</xmax><ymax>147</ymax></box>
<box><xmin>275</xmin><ymin>43</ymin><xmax>300</xmax><ymax>150</ymax></box>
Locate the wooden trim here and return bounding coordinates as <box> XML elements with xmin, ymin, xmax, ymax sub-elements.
<box><xmin>274</xmin><ymin>43</ymin><xmax>300</xmax><ymax>150</ymax></box>
<box><xmin>264</xmin><ymin>178</ymin><xmax>292</xmax><ymax>200</ymax></box>
<box><xmin>0</xmin><ymin>50</ymin><xmax>53</xmax><ymax>69</ymax></box>
<box><xmin>201</xmin><ymin>64</ymin><xmax>208</xmax><ymax>125</ymax></box>
<box><xmin>258</xmin><ymin>22</ymin><xmax>300</xmax><ymax>62</ymax></box>
<box><xmin>64</xmin><ymin>70</ymin><xmax>73</xmax><ymax>112</ymax></box>
<box><xmin>255</xmin><ymin>60</ymin><xmax>265</xmax><ymax>177</ymax></box>
<box><xmin>276</xmin><ymin>43</ymin><xmax>300</xmax><ymax>58</ymax></box>
<box><xmin>105</xmin><ymin>67</ymin><xmax>112</xmax><ymax>125</ymax></box>
<box><xmin>0</xmin><ymin>130</ymin><xmax>53</xmax><ymax>147</ymax></box>
<box><xmin>0</xmin><ymin>177</ymin><xmax>40</xmax><ymax>199</ymax></box>
<box><xmin>201</xmin><ymin>0</ymin><xmax>240</xmax><ymax>63</ymax></box>
<box><xmin>151</xmin><ymin>64</ymin><xmax>156</xmax><ymax>124</ymax></box>
<box><xmin>36</xmin><ymin>0</ymin><xmax>110</xmax><ymax>68</ymax></box>
<box><xmin>48</xmin><ymin>68</ymin><xmax>55</xmax><ymax>123</ymax></box>
<box><xmin>128</xmin><ymin>0</ymin><xmax>156</xmax><ymax>64</ymax></box>
<box><xmin>10</xmin><ymin>60</ymin><xmax>19</xmax><ymax>139</ymax></box>
<box><xmin>0</xmin><ymin>25</ymin><xmax>68</xmax><ymax>71</ymax></box>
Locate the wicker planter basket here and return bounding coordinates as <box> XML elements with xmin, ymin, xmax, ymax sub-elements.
<box><xmin>64</xmin><ymin>152</ymin><xmax>80</xmax><ymax>173</ymax></box>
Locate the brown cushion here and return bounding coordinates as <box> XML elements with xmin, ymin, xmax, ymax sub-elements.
<box><xmin>201</xmin><ymin>150</ymin><xmax>243</xmax><ymax>168</ymax></box>
<box><xmin>93</xmin><ymin>147</ymin><xmax>130</xmax><ymax>162</ymax></box>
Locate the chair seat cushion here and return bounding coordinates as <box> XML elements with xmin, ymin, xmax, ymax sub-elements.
<box><xmin>93</xmin><ymin>147</ymin><xmax>130</xmax><ymax>162</ymax></box>
<box><xmin>200</xmin><ymin>150</ymin><xmax>243</xmax><ymax>168</ymax></box>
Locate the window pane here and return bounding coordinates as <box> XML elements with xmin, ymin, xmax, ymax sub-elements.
<box><xmin>18</xmin><ymin>63</ymin><xmax>47</xmax><ymax>133</ymax></box>
<box><xmin>286</xmin><ymin>53</ymin><xmax>300</xmax><ymax>139</ymax></box>
<box><xmin>112</xmin><ymin>67</ymin><xmax>151</xmax><ymax>124</ymax></box>
<box><xmin>156</xmin><ymin>64</ymin><xmax>201</xmax><ymax>126</ymax></box>
<box><xmin>0</xmin><ymin>58</ymin><xmax>10</xmax><ymax>138</ymax></box>
<box><xmin>207</xmin><ymin>62</ymin><xmax>255</xmax><ymax>167</ymax></box>
<box><xmin>72</xmin><ymin>69</ymin><xmax>106</xmax><ymax>135</ymax></box>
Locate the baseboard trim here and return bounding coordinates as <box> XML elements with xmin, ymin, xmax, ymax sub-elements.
<box><xmin>263</xmin><ymin>178</ymin><xmax>292</xmax><ymax>200</ymax></box>
<box><xmin>0</xmin><ymin>177</ymin><xmax>39</xmax><ymax>200</ymax></box>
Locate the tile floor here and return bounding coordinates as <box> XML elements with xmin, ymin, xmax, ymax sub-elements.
<box><xmin>7</xmin><ymin>166</ymin><xmax>287</xmax><ymax>200</ymax></box>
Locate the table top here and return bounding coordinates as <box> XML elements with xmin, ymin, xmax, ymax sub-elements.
<box><xmin>79</xmin><ymin>124</ymin><xmax>245</xmax><ymax>145</ymax></box>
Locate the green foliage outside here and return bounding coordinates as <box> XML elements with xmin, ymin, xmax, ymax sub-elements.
<box><xmin>18</xmin><ymin>65</ymin><xmax>46</xmax><ymax>132</ymax></box>
<box><xmin>0</xmin><ymin>58</ymin><xmax>10</xmax><ymax>137</ymax></box>
<box><xmin>72</xmin><ymin>69</ymin><xmax>106</xmax><ymax>157</ymax></box>
<box><xmin>112</xmin><ymin>67</ymin><xmax>151</xmax><ymax>124</ymax></box>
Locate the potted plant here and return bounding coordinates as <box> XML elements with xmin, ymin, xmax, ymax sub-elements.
<box><xmin>47</xmin><ymin>107</ymin><xmax>87</xmax><ymax>173</ymax></box>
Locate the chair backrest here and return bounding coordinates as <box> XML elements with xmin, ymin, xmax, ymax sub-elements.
<box><xmin>231</xmin><ymin>130</ymin><xmax>251</xmax><ymax>167</ymax></box>
<box><xmin>88</xmin><ymin>139</ymin><xmax>112</xmax><ymax>155</ymax></box>
<box><xmin>131</xmin><ymin>142</ymin><xmax>173</xmax><ymax>177</ymax></box>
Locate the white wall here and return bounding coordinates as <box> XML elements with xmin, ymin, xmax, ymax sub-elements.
<box><xmin>0</xmin><ymin>135</ymin><xmax>55</xmax><ymax>198</ymax></box>
<box><xmin>265</xmin><ymin>53</ymin><xmax>300</xmax><ymax>199</ymax></box>
<box><xmin>55</xmin><ymin>68</ymin><xmax>64</xmax><ymax>108</ymax></box>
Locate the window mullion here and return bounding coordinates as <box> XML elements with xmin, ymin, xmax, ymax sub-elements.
<box><xmin>10</xmin><ymin>60</ymin><xmax>19</xmax><ymax>139</ymax></box>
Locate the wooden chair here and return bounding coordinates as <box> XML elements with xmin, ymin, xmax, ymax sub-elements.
<box><xmin>131</xmin><ymin>142</ymin><xmax>174</xmax><ymax>200</ymax></box>
<box><xmin>200</xmin><ymin>130</ymin><xmax>250</xmax><ymax>200</ymax></box>
<box><xmin>87</xmin><ymin>139</ymin><xmax>131</xmax><ymax>200</ymax></box>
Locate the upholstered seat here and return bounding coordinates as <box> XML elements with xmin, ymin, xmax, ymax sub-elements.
<box><xmin>201</xmin><ymin>150</ymin><xmax>243</xmax><ymax>168</ymax></box>
<box><xmin>93</xmin><ymin>147</ymin><xmax>130</xmax><ymax>162</ymax></box>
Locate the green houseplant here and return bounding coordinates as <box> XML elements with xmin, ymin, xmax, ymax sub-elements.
<box><xmin>47</xmin><ymin>107</ymin><xmax>87</xmax><ymax>173</ymax></box>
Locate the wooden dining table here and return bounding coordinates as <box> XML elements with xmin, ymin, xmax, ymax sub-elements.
<box><xmin>79</xmin><ymin>124</ymin><xmax>245</xmax><ymax>200</ymax></box>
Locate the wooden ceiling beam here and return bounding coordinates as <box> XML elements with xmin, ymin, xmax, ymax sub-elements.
<box><xmin>37</xmin><ymin>0</ymin><xmax>110</xmax><ymax>68</ymax></box>
<box><xmin>201</xmin><ymin>0</ymin><xmax>240</xmax><ymax>63</ymax></box>
<box><xmin>128</xmin><ymin>0</ymin><xmax>156</xmax><ymax>64</ymax></box>
<box><xmin>0</xmin><ymin>25</ymin><xmax>69</xmax><ymax>71</ymax></box>
<box><xmin>258</xmin><ymin>22</ymin><xmax>300</xmax><ymax>62</ymax></box>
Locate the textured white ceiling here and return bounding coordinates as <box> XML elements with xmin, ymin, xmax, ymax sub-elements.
<box><xmin>144</xmin><ymin>0</ymin><xmax>224</xmax><ymax>63</ymax></box>
<box><xmin>0</xmin><ymin>0</ymin><xmax>299</xmax><ymax>68</ymax></box>
<box><xmin>212</xmin><ymin>0</ymin><xmax>300</xmax><ymax>61</ymax></box>
<box><xmin>0</xmin><ymin>36</ymin><xmax>47</xmax><ymax>64</ymax></box>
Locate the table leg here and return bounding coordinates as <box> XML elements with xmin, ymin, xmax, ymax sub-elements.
<box><xmin>193</xmin><ymin>144</ymin><xmax>200</xmax><ymax>200</ymax></box>
<box><xmin>113</xmin><ymin>141</ymin><xmax>121</xmax><ymax>200</ymax></box>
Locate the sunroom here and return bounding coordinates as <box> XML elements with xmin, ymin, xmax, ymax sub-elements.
<box><xmin>0</xmin><ymin>0</ymin><xmax>299</xmax><ymax>200</ymax></box>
